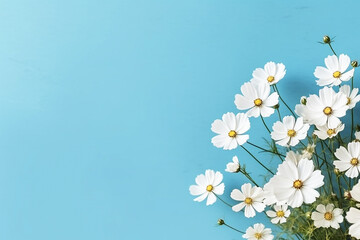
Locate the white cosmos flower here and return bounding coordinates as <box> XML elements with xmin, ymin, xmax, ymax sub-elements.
<box><xmin>314</xmin><ymin>54</ymin><xmax>354</xmax><ymax>86</ymax></box>
<box><xmin>243</xmin><ymin>223</ymin><xmax>274</xmax><ymax>240</ymax></box>
<box><xmin>234</xmin><ymin>81</ymin><xmax>279</xmax><ymax>118</ymax></box>
<box><xmin>231</xmin><ymin>183</ymin><xmax>265</xmax><ymax>218</ymax></box>
<box><xmin>285</xmin><ymin>150</ymin><xmax>303</xmax><ymax>165</ymax></box>
<box><xmin>301</xmin><ymin>143</ymin><xmax>316</xmax><ymax>159</ymax></box>
<box><xmin>271</xmin><ymin>116</ymin><xmax>309</xmax><ymax>147</ymax></box>
<box><xmin>346</xmin><ymin>207</ymin><xmax>360</xmax><ymax>239</ymax></box>
<box><xmin>333</xmin><ymin>142</ymin><xmax>360</xmax><ymax>178</ymax></box>
<box><xmin>251</xmin><ymin>61</ymin><xmax>286</xmax><ymax>85</ymax></box>
<box><xmin>340</xmin><ymin>85</ymin><xmax>360</xmax><ymax>109</ymax></box>
<box><xmin>263</xmin><ymin>177</ymin><xmax>283</xmax><ymax>206</ymax></box>
<box><xmin>304</xmin><ymin>87</ymin><xmax>348</xmax><ymax>128</ymax></box>
<box><xmin>271</xmin><ymin>158</ymin><xmax>324</xmax><ymax>208</ymax></box>
<box><xmin>314</xmin><ymin>123</ymin><xmax>345</xmax><ymax>140</ymax></box>
<box><xmin>211</xmin><ymin>112</ymin><xmax>250</xmax><ymax>150</ymax></box>
<box><xmin>295</xmin><ymin>102</ymin><xmax>311</xmax><ymax>124</ymax></box>
<box><xmin>189</xmin><ymin>170</ymin><xmax>224</xmax><ymax>206</ymax></box>
<box><xmin>266</xmin><ymin>204</ymin><xmax>290</xmax><ymax>224</ymax></box>
<box><xmin>263</xmin><ymin>154</ymin><xmax>305</xmax><ymax>206</ymax></box>
<box><xmin>350</xmin><ymin>182</ymin><xmax>360</xmax><ymax>202</ymax></box>
<box><xmin>311</xmin><ymin>204</ymin><xmax>343</xmax><ymax>229</ymax></box>
<box><xmin>225</xmin><ymin>156</ymin><xmax>240</xmax><ymax>173</ymax></box>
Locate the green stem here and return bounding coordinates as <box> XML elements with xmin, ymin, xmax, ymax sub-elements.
<box><xmin>336</xmin><ymin>176</ymin><xmax>343</xmax><ymax>208</ymax></box>
<box><xmin>241</xmin><ymin>145</ymin><xmax>274</xmax><ymax>175</ymax></box>
<box><xmin>351</xmin><ymin>108</ymin><xmax>354</xmax><ymax>141</ymax></box>
<box><xmin>223</xmin><ymin>223</ymin><xmax>245</xmax><ymax>234</ymax></box>
<box><xmin>260</xmin><ymin>115</ymin><xmax>284</xmax><ymax>162</ymax></box>
<box><xmin>274</xmin><ymin>85</ymin><xmax>296</xmax><ymax>117</ymax></box>
<box><xmin>328</xmin><ymin>43</ymin><xmax>337</xmax><ymax>56</ymax></box>
<box><xmin>341</xmin><ymin>175</ymin><xmax>351</xmax><ymax>189</ymax></box>
<box><xmin>260</xmin><ymin>115</ymin><xmax>271</xmax><ymax>134</ymax></box>
<box><xmin>247</xmin><ymin>141</ymin><xmax>286</xmax><ymax>158</ymax></box>
<box><xmin>320</xmin><ymin>141</ymin><xmax>335</xmax><ymax>194</ymax></box>
<box><xmin>213</xmin><ymin>193</ymin><xmax>232</xmax><ymax>208</ymax></box>
<box><xmin>260</xmin><ymin>116</ymin><xmax>284</xmax><ymax>162</ymax></box>
<box><xmin>337</xmin><ymin>132</ymin><xmax>344</xmax><ymax>146</ymax></box>
<box><xmin>240</xmin><ymin>170</ymin><xmax>259</xmax><ymax>187</ymax></box>
<box><xmin>276</xmin><ymin>108</ymin><xmax>281</xmax><ymax>120</ymax></box>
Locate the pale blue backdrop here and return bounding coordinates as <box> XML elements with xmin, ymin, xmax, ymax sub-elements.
<box><xmin>0</xmin><ymin>0</ymin><xmax>360</xmax><ymax>239</ymax></box>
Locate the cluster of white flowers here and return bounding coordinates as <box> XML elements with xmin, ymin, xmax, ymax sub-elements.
<box><xmin>189</xmin><ymin>40</ymin><xmax>360</xmax><ymax>239</ymax></box>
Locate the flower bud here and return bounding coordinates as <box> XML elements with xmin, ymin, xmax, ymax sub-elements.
<box><xmin>217</xmin><ymin>219</ymin><xmax>225</xmax><ymax>225</ymax></box>
<box><xmin>344</xmin><ymin>190</ymin><xmax>352</xmax><ymax>200</ymax></box>
<box><xmin>312</xmin><ymin>134</ymin><xmax>317</xmax><ymax>140</ymax></box>
<box><xmin>351</xmin><ymin>60</ymin><xmax>358</xmax><ymax>68</ymax></box>
<box><xmin>334</xmin><ymin>168</ymin><xmax>340</xmax><ymax>175</ymax></box>
<box><xmin>273</xmin><ymin>104</ymin><xmax>280</xmax><ymax>109</ymax></box>
<box><xmin>305</xmin><ymin>211</ymin><xmax>311</xmax><ymax>219</ymax></box>
<box><xmin>356</xmin><ymin>125</ymin><xmax>360</xmax><ymax>132</ymax></box>
<box><xmin>323</xmin><ymin>35</ymin><xmax>331</xmax><ymax>44</ymax></box>
<box><xmin>300</xmin><ymin>96</ymin><xmax>307</xmax><ymax>105</ymax></box>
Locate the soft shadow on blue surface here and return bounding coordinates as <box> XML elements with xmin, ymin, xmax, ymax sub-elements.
<box><xmin>0</xmin><ymin>0</ymin><xmax>360</xmax><ymax>239</ymax></box>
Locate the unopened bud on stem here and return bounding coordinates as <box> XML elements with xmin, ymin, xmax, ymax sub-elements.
<box><xmin>217</xmin><ymin>219</ymin><xmax>225</xmax><ymax>225</ymax></box>
<box><xmin>351</xmin><ymin>60</ymin><xmax>358</xmax><ymax>68</ymax></box>
<box><xmin>323</xmin><ymin>35</ymin><xmax>331</xmax><ymax>44</ymax></box>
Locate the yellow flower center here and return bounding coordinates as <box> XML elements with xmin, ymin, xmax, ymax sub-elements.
<box><xmin>267</xmin><ymin>76</ymin><xmax>275</xmax><ymax>83</ymax></box>
<box><xmin>244</xmin><ymin>197</ymin><xmax>253</xmax><ymax>204</ymax></box>
<box><xmin>351</xmin><ymin>158</ymin><xmax>359</xmax><ymax>166</ymax></box>
<box><xmin>276</xmin><ymin>210</ymin><xmax>285</xmax><ymax>217</ymax></box>
<box><xmin>347</xmin><ymin>97</ymin><xmax>351</xmax><ymax>105</ymax></box>
<box><xmin>287</xmin><ymin>129</ymin><xmax>296</xmax><ymax>137</ymax></box>
<box><xmin>206</xmin><ymin>185</ymin><xmax>213</xmax><ymax>192</ymax></box>
<box><xmin>293</xmin><ymin>180</ymin><xmax>303</xmax><ymax>189</ymax></box>
<box><xmin>327</xmin><ymin>128</ymin><xmax>335</xmax><ymax>136</ymax></box>
<box><xmin>254</xmin><ymin>98</ymin><xmax>263</xmax><ymax>106</ymax></box>
<box><xmin>324</xmin><ymin>212</ymin><xmax>333</xmax><ymax>220</ymax></box>
<box><xmin>333</xmin><ymin>71</ymin><xmax>341</xmax><ymax>78</ymax></box>
<box><xmin>255</xmin><ymin>233</ymin><xmax>262</xmax><ymax>239</ymax></box>
<box><xmin>228</xmin><ymin>130</ymin><xmax>237</xmax><ymax>138</ymax></box>
<box><xmin>323</xmin><ymin>107</ymin><xmax>332</xmax><ymax>115</ymax></box>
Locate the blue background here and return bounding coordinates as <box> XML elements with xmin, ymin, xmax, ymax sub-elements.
<box><xmin>0</xmin><ymin>0</ymin><xmax>360</xmax><ymax>239</ymax></box>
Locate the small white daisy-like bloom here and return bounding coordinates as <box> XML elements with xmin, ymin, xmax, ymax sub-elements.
<box><xmin>355</xmin><ymin>131</ymin><xmax>360</xmax><ymax>141</ymax></box>
<box><xmin>311</xmin><ymin>204</ymin><xmax>343</xmax><ymax>229</ymax></box>
<box><xmin>314</xmin><ymin>54</ymin><xmax>354</xmax><ymax>86</ymax></box>
<box><xmin>314</xmin><ymin>123</ymin><xmax>345</xmax><ymax>140</ymax></box>
<box><xmin>271</xmin><ymin>116</ymin><xmax>310</xmax><ymax>147</ymax></box>
<box><xmin>251</xmin><ymin>61</ymin><xmax>286</xmax><ymax>85</ymax></box>
<box><xmin>340</xmin><ymin>85</ymin><xmax>360</xmax><ymax>109</ymax></box>
<box><xmin>211</xmin><ymin>112</ymin><xmax>250</xmax><ymax>150</ymax></box>
<box><xmin>304</xmin><ymin>87</ymin><xmax>348</xmax><ymax>128</ymax></box>
<box><xmin>350</xmin><ymin>182</ymin><xmax>360</xmax><ymax>202</ymax></box>
<box><xmin>189</xmin><ymin>170</ymin><xmax>224</xmax><ymax>206</ymax></box>
<box><xmin>333</xmin><ymin>142</ymin><xmax>360</xmax><ymax>178</ymax></box>
<box><xmin>243</xmin><ymin>223</ymin><xmax>274</xmax><ymax>240</ymax></box>
<box><xmin>271</xmin><ymin>158</ymin><xmax>324</xmax><ymax>208</ymax></box>
<box><xmin>301</xmin><ymin>143</ymin><xmax>316</xmax><ymax>159</ymax></box>
<box><xmin>266</xmin><ymin>204</ymin><xmax>290</xmax><ymax>224</ymax></box>
<box><xmin>225</xmin><ymin>156</ymin><xmax>240</xmax><ymax>173</ymax></box>
<box><xmin>346</xmin><ymin>207</ymin><xmax>360</xmax><ymax>239</ymax></box>
<box><xmin>231</xmin><ymin>183</ymin><xmax>265</xmax><ymax>218</ymax></box>
<box><xmin>234</xmin><ymin>81</ymin><xmax>279</xmax><ymax>118</ymax></box>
